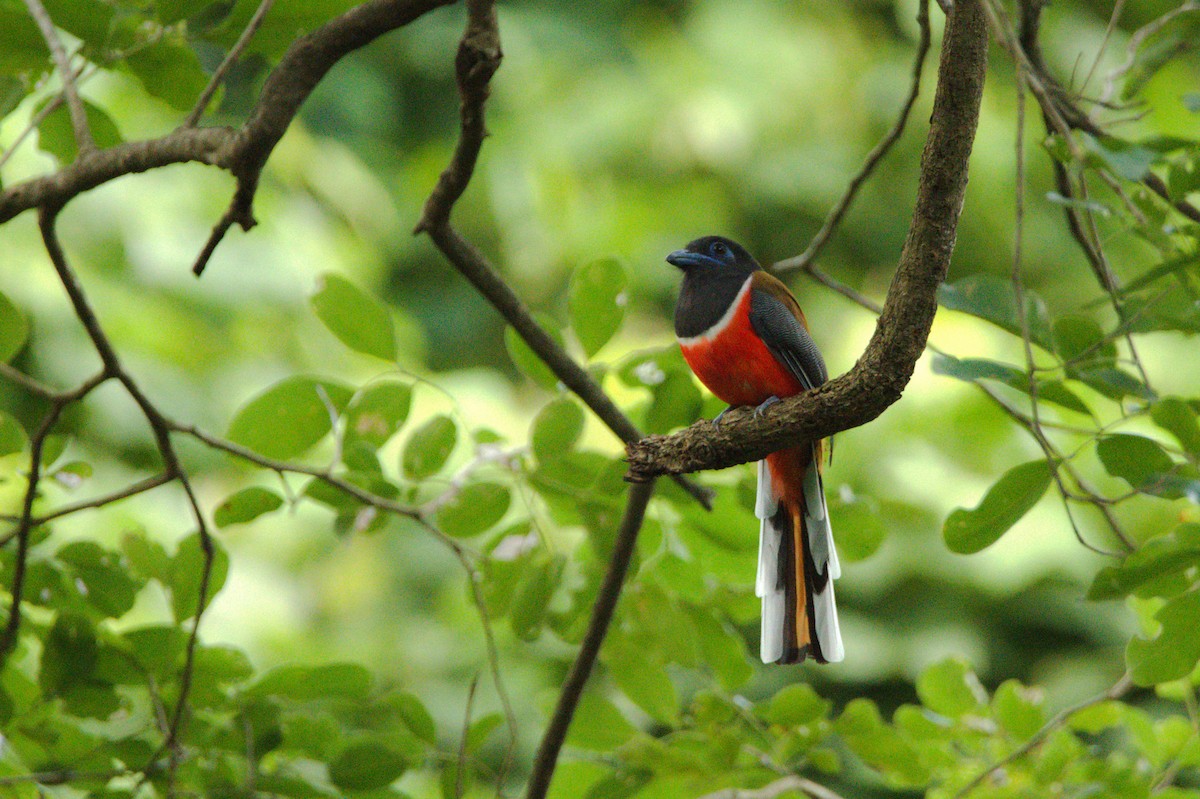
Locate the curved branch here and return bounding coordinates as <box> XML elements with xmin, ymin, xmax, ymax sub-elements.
<box><xmin>627</xmin><ymin>0</ymin><xmax>989</xmax><ymax>480</ymax></box>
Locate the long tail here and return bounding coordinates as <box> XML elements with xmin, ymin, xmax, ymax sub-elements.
<box><xmin>755</xmin><ymin>444</ymin><xmax>843</xmax><ymax>664</ymax></box>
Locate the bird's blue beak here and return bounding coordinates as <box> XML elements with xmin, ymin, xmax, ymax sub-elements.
<box><xmin>666</xmin><ymin>249</ymin><xmax>707</xmax><ymax>269</ymax></box>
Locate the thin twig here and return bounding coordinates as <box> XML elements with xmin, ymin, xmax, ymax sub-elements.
<box><xmin>185</xmin><ymin>0</ymin><xmax>277</xmax><ymax>127</ymax></box>
<box><xmin>27</xmin><ymin>472</ymin><xmax>173</xmax><ymax>527</ymax></box>
<box><xmin>952</xmin><ymin>672</ymin><xmax>1133</xmax><ymax>798</ymax></box>
<box><xmin>22</xmin><ymin>0</ymin><xmax>93</xmax><ymax>152</ymax></box>
<box><xmin>523</xmin><ymin>480</ymin><xmax>656</xmax><ymax>799</ymax></box>
<box><xmin>774</xmin><ymin>0</ymin><xmax>932</xmax><ymax>275</ymax></box>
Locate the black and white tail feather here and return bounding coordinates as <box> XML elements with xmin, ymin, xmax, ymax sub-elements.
<box><xmin>755</xmin><ymin>448</ymin><xmax>843</xmax><ymax>664</ymax></box>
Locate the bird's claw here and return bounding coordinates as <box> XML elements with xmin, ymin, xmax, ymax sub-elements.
<box><xmin>753</xmin><ymin>396</ymin><xmax>781</xmax><ymax>417</ymax></box>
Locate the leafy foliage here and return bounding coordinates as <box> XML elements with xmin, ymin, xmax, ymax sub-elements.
<box><xmin>2</xmin><ymin>1</ymin><xmax>1200</xmax><ymax>798</ymax></box>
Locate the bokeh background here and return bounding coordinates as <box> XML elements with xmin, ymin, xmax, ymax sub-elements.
<box><xmin>2</xmin><ymin>0</ymin><xmax>1199</xmax><ymax>795</ymax></box>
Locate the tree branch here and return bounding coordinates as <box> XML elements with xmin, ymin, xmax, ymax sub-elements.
<box><xmin>627</xmin><ymin>0</ymin><xmax>990</xmax><ymax>480</ymax></box>
<box><xmin>523</xmin><ymin>479</ymin><xmax>656</xmax><ymax>799</ymax></box>
<box><xmin>23</xmin><ymin>0</ymin><xmax>93</xmax><ymax>152</ymax></box>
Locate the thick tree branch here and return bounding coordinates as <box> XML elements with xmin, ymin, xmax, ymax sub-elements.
<box><xmin>627</xmin><ymin>0</ymin><xmax>989</xmax><ymax>480</ymax></box>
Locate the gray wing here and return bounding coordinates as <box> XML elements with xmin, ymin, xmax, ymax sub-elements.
<box><xmin>748</xmin><ymin>287</ymin><xmax>828</xmax><ymax>391</ymax></box>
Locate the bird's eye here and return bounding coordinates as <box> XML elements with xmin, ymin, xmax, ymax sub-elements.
<box><xmin>710</xmin><ymin>241</ymin><xmax>727</xmax><ymax>257</ymax></box>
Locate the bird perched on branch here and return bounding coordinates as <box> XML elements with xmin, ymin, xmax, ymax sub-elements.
<box><xmin>668</xmin><ymin>236</ymin><xmax>842</xmax><ymax>664</ymax></box>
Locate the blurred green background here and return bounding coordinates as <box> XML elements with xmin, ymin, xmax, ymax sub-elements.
<box><xmin>2</xmin><ymin>0</ymin><xmax>1199</xmax><ymax>796</ymax></box>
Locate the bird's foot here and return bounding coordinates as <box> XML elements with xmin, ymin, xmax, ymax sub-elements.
<box><xmin>753</xmin><ymin>395</ymin><xmax>781</xmax><ymax>417</ymax></box>
<box><xmin>712</xmin><ymin>405</ymin><xmax>735</xmax><ymax>430</ymax></box>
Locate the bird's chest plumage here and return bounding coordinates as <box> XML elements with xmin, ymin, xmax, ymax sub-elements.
<box><xmin>677</xmin><ymin>278</ymin><xmax>804</xmax><ymax>407</ymax></box>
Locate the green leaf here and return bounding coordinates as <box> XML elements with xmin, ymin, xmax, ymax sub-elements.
<box><xmin>401</xmin><ymin>414</ymin><xmax>457</xmax><ymax>479</ymax></box>
<box><xmin>505</xmin><ymin>319</ymin><xmax>565</xmax><ymax>389</ymax></box>
<box><xmin>57</xmin><ymin>541</ymin><xmax>140</xmax><ymax>619</ymax></box>
<box><xmin>569</xmin><ymin>258</ymin><xmax>627</xmax><ymax>357</ymax></box>
<box><xmin>213</xmin><ymin>486</ymin><xmax>284</xmax><ymax>528</ymax></box>
<box><xmin>328</xmin><ymin>738</ymin><xmax>407</xmax><ymax>791</ymax></box>
<box><xmin>0</xmin><ymin>290</ymin><xmax>27</xmax><ymax>363</ymax></box>
<box><xmin>943</xmin><ymin>460</ymin><xmax>1053</xmax><ymax>554</ymax></box>
<box><xmin>1127</xmin><ymin>588</ymin><xmax>1200</xmax><ymax>686</ymax></box>
<box><xmin>836</xmin><ymin>698</ymin><xmax>929</xmax><ymax>786</ymax></box>
<box><xmin>1086</xmin><ymin>136</ymin><xmax>1159</xmax><ymax>181</ymax></box>
<box><xmin>531</xmin><ymin>397</ymin><xmax>585</xmax><ymax>462</ymax></box>
<box><xmin>1151</xmin><ymin>397</ymin><xmax>1200</xmax><ymax>455</ymax></box>
<box><xmin>931</xmin><ymin>353</ymin><xmax>1091</xmax><ymax>416</ymax></box>
<box><xmin>1072</xmin><ymin>365</ymin><xmax>1156</xmax><ymax>401</ymax></box>
<box><xmin>1096</xmin><ymin>434</ymin><xmax>1175</xmax><ymax>489</ymax></box>
<box><xmin>247</xmin><ymin>662</ymin><xmax>372</xmax><ymax>700</ymax></box>
<box><xmin>1088</xmin><ymin>524</ymin><xmax>1200</xmax><ymax>600</ymax></box>
<box><xmin>344</xmin><ymin>381</ymin><xmax>412</xmax><ymax>449</ymax></box>
<box><xmin>916</xmin><ymin>658</ymin><xmax>983</xmax><ymax>719</ymax></box>
<box><xmin>227</xmin><ymin>376</ymin><xmax>353</xmax><ymax>460</ymax></box>
<box><xmin>36</xmin><ymin>100</ymin><xmax>122</xmax><ymax>163</ymax></box>
<box><xmin>1052</xmin><ymin>316</ymin><xmax>1116</xmax><ymax>366</ymax></box>
<box><xmin>685</xmin><ymin>606</ymin><xmax>752</xmax><ymax>691</ymax></box>
<box><xmin>169</xmin><ymin>532</ymin><xmax>230</xmax><ymax>621</ymax></box>
<box><xmin>436</xmin><ymin>482</ymin><xmax>510</xmax><ymax>537</ymax></box>
<box><xmin>311</xmin><ymin>273</ymin><xmax>397</xmax><ymax>360</ymax></box>
<box><xmin>39</xmin><ymin>613</ymin><xmax>97</xmax><ymax>697</ymax></box>
<box><xmin>0</xmin><ymin>411</ymin><xmax>27</xmax><ymax>456</ymax></box>
<box><xmin>761</xmin><ymin>683</ymin><xmax>830</xmax><ymax>727</ymax></box>
<box><xmin>568</xmin><ymin>691</ymin><xmax>638</xmax><ymax>750</ymax></box>
<box><xmin>937</xmin><ymin>274</ymin><xmax>1052</xmax><ymax>348</ymax></box>
<box><xmin>992</xmin><ymin>679</ymin><xmax>1045</xmax><ymax>738</ymax></box>
<box><xmin>391</xmin><ymin>692</ymin><xmax>436</xmax><ymax>743</ymax></box>
<box><xmin>605</xmin><ymin>634</ymin><xmax>678</xmax><ymax>725</ymax></box>
<box><xmin>510</xmin><ymin>553</ymin><xmax>564</xmax><ymax>641</ymax></box>
<box><xmin>124</xmin><ymin>625</ymin><xmax>186</xmax><ymax>679</ymax></box>
<box><xmin>123</xmin><ymin>33</ymin><xmax>210</xmax><ymax>111</ymax></box>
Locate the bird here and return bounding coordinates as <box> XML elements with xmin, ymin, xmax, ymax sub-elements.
<box><xmin>667</xmin><ymin>235</ymin><xmax>842</xmax><ymax>665</ymax></box>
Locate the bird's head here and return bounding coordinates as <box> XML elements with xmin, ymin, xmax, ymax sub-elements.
<box><xmin>666</xmin><ymin>235</ymin><xmax>760</xmax><ymax>274</ymax></box>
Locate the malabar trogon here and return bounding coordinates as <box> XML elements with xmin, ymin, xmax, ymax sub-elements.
<box><xmin>668</xmin><ymin>235</ymin><xmax>843</xmax><ymax>665</ymax></box>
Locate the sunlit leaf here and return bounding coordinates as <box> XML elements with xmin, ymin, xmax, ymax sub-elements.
<box><xmin>761</xmin><ymin>682</ymin><xmax>829</xmax><ymax>726</ymax></box>
<box><xmin>992</xmin><ymin>679</ymin><xmax>1045</xmax><ymax>738</ymax></box>
<box><xmin>943</xmin><ymin>460</ymin><xmax>1053</xmax><ymax>554</ymax></box>
<box><xmin>436</xmin><ymin>482</ymin><xmax>510</xmax><ymax>537</ymax></box>
<box><xmin>401</xmin><ymin>414</ymin><xmax>457</xmax><ymax>479</ymax></box>
<box><xmin>916</xmin><ymin>658</ymin><xmax>983</xmax><ymax>719</ymax></box>
<box><xmin>932</xmin><ymin>353</ymin><xmax>1092</xmax><ymax>416</ymax></box>
<box><xmin>510</xmin><ymin>553</ymin><xmax>564</xmax><ymax>641</ymax></box>
<box><xmin>170</xmin><ymin>532</ymin><xmax>230</xmax><ymax>621</ymax></box>
<box><xmin>568</xmin><ymin>691</ymin><xmax>638</xmax><ymax>750</ymax></box>
<box><xmin>57</xmin><ymin>541</ymin><xmax>140</xmax><ymax>619</ymax></box>
<box><xmin>311</xmin><ymin>273</ymin><xmax>397</xmax><ymax>360</ymax></box>
<box><xmin>1127</xmin><ymin>588</ymin><xmax>1200</xmax><ymax>686</ymax></box>
<box><xmin>1089</xmin><ymin>524</ymin><xmax>1200</xmax><ymax>600</ymax></box>
<box><xmin>213</xmin><ymin>486</ymin><xmax>284</xmax><ymax>528</ymax></box>
<box><xmin>227</xmin><ymin>376</ymin><xmax>353</xmax><ymax>459</ymax></box>
<box><xmin>531</xmin><ymin>397</ymin><xmax>585</xmax><ymax>461</ymax></box>
<box><xmin>569</xmin><ymin>257</ymin><xmax>627</xmax><ymax>357</ymax></box>
<box><xmin>1052</xmin><ymin>316</ymin><xmax>1116</xmax><ymax>367</ymax></box>
<box><xmin>344</xmin><ymin>380</ymin><xmax>412</xmax><ymax>449</ymax></box>
<box><xmin>836</xmin><ymin>699</ymin><xmax>929</xmax><ymax>786</ymax></box>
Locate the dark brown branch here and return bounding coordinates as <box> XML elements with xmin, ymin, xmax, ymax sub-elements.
<box><xmin>774</xmin><ymin>0</ymin><xmax>932</xmax><ymax>276</ymax></box>
<box><xmin>414</xmin><ymin>0</ymin><xmax>501</xmax><ymax>233</ymax></box>
<box><xmin>523</xmin><ymin>480</ymin><xmax>656</xmax><ymax>799</ymax></box>
<box><xmin>413</xmin><ymin>3</ymin><xmax>712</xmax><ymax>508</ymax></box>
<box><xmin>627</xmin><ymin>0</ymin><xmax>989</xmax><ymax>479</ymax></box>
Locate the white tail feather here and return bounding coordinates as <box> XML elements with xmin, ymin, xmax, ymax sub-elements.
<box><xmin>756</xmin><ymin>454</ymin><xmax>844</xmax><ymax>663</ymax></box>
